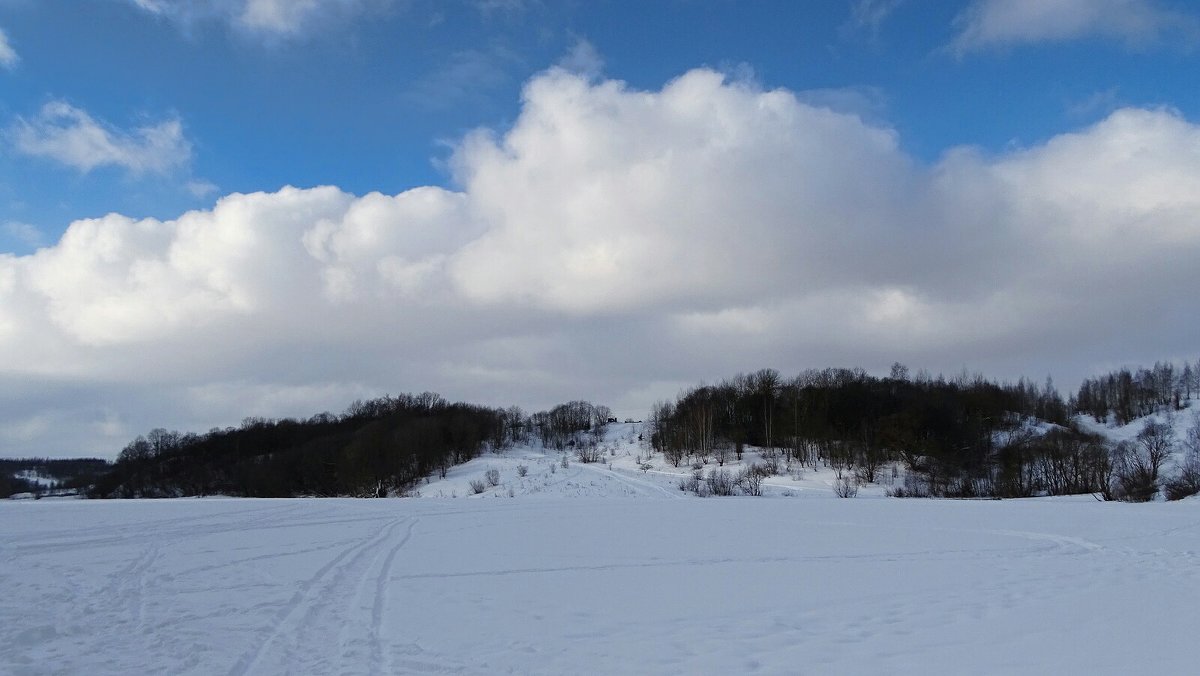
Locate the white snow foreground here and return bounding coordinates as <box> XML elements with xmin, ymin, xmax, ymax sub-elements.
<box><xmin>2</xmin><ymin>496</ymin><xmax>1198</xmax><ymax>675</ymax></box>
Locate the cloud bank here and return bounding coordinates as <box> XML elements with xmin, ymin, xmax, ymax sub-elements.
<box><xmin>4</xmin><ymin>66</ymin><xmax>1200</xmax><ymax>457</ymax></box>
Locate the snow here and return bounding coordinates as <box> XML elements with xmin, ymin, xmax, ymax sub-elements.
<box><xmin>410</xmin><ymin>423</ymin><xmax>896</xmax><ymax>500</ymax></box>
<box><xmin>11</xmin><ymin>471</ymin><xmax>56</xmax><ymax>488</ymax></box>
<box><xmin>1075</xmin><ymin>400</ymin><xmax>1200</xmax><ymax>445</ymax></box>
<box><xmin>3</xmin><ymin>423</ymin><xmax>1199</xmax><ymax>673</ymax></box>
<box><xmin>1075</xmin><ymin>400</ymin><xmax>1200</xmax><ymax>476</ymax></box>
<box><xmin>3</xmin><ymin>490</ymin><xmax>1199</xmax><ymax>674</ymax></box>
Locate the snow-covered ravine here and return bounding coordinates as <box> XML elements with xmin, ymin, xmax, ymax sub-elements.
<box><xmin>2</xmin><ymin>496</ymin><xmax>1197</xmax><ymax>675</ymax></box>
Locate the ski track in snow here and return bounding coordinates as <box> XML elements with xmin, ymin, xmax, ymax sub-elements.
<box><xmin>574</xmin><ymin>461</ymin><xmax>685</xmax><ymax>499</ymax></box>
<box><xmin>369</xmin><ymin>518</ymin><xmax>416</xmax><ymax>675</ymax></box>
<box><xmin>2</xmin><ymin>495</ymin><xmax>1199</xmax><ymax>674</ymax></box>
<box><xmin>226</xmin><ymin>515</ymin><xmax>410</xmax><ymax>676</ymax></box>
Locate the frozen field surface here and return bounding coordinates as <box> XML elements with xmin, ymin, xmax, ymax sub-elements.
<box><xmin>2</xmin><ymin>496</ymin><xmax>1198</xmax><ymax>675</ymax></box>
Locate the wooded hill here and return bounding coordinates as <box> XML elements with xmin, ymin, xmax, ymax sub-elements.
<box><xmin>7</xmin><ymin>359</ymin><xmax>1197</xmax><ymax>502</ymax></box>
<box><xmin>0</xmin><ymin>457</ymin><xmax>111</xmax><ymax>498</ymax></box>
<box><xmin>649</xmin><ymin>363</ymin><xmax>1200</xmax><ymax>501</ymax></box>
<box><xmin>88</xmin><ymin>394</ymin><xmax>608</xmax><ymax>499</ymax></box>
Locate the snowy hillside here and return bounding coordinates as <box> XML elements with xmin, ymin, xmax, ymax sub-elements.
<box><xmin>1076</xmin><ymin>398</ymin><xmax>1200</xmax><ymax>449</ymax></box>
<box><xmin>1075</xmin><ymin>399</ymin><xmax>1200</xmax><ymax>498</ymax></box>
<box><xmin>2</xmin><ymin>495</ymin><xmax>1198</xmax><ymax>675</ymax></box>
<box><xmin>407</xmin><ymin>422</ymin><xmax>894</xmax><ymax>500</ymax></box>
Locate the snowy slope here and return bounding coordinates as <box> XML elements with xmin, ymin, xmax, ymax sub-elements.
<box><xmin>1075</xmin><ymin>400</ymin><xmax>1200</xmax><ymax>474</ymax></box>
<box><xmin>2</xmin><ymin>495</ymin><xmax>1199</xmax><ymax>675</ymax></box>
<box><xmin>11</xmin><ymin>471</ymin><xmax>56</xmax><ymax>488</ymax></box>
<box><xmin>410</xmin><ymin>422</ymin><xmax>895</xmax><ymax>500</ymax></box>
<box><xmin>1075</xmin><ymin>400</ymin><xmax>1200</xmax><ymax>445</ymax></box>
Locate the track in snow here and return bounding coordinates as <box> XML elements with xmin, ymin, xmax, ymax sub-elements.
<box><xmin>2</xmin><ymin>497</ymin><xmax>1198</xmax><ymax>675</ymax></box>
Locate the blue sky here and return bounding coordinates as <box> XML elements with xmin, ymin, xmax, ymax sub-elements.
<box><xmin>4</xmin><ymin>0</ymin><xmax>1196</xmax><ymax>252</ymax></box>
<box><xmin>2</xmin><ymin>0</ymin><xmax>1200</xmax><ymax>457</ymax></box>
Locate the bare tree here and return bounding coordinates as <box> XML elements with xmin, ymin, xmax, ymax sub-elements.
<box><xmin>713</xmin><ymin>441</ymin><xmax>730</xmax><ymax>466</ymax></box>
<box><xmin>1136</xmin><ymin>418</ymin><xmax>1175</xmax><ymax>482</ymax></box>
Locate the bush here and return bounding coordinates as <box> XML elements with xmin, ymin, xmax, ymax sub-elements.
<box><xmin>887</xmin><ymin>472</ymin><xmax>931</xmax><ymax>498</ymax></box>
<box><xmin>577</xmin><ymin>443</ymin><xmax>603</xmax><ymax>463</ymax></box>
<box><xmin>758</xmin><ymin>455</ymin><xmax>780</xmax><ymax>476</ymax></box>
<box><xmin>516</xmin><ymin>464</ymin><xmax>529</xmax><ymax>477</ymax></box>
<box><xmin>1163</xmin><ymin>477</ymin><xmax>1200</xmax><ymax>501</ymax></box>
<box><xmin>1164</xmin><ymin>455</ymin><xmax>1200</xmax><ymax>501</ymax></box>
<box><xmin>736</xmin><ymin>466</ymin><xmax>763</xmax><ymax>496</ymax></box>
<box><xmin>678</xmin><ymin>472</ymin><xmax>700</xmax><ymax>493</ymax></box>
<box><xmin>1112</xmin><ymin>442</ymin><xmax>1158</xmax><ymax>502</ymax></box>
<box><xmin>484</xmin><ymin>468</ymin><xmax>500</xmax><ymax>486</ymax></box>
<box><xmin>706</xmin><ymin>469</ymin><xmax>737</xmax><ymax>496</ymax></box>
<box><xmin>469</xmin><ymin>479</ymin><xmax>487</xmax><ymax>494</ymax></box>
<box><xmin>834</xmin><ymin>474</ymin><xmax>858</xmax><ymax>498</ymax></box>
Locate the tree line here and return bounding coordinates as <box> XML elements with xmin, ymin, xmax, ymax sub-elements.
<box><xmin>88</xmin><ymin>393</ymin><xmax>610</xmax><ymax>499</ymax></box>
<box><xmin>0</xmin><ymin>458</ymin><xmax>111</xmax><ymax>499</ymax></box>
<box><xmin>650</xmin><ymin>364</ymin><xmax>1199</xmax><ymax>501</ymax></box>
<box><xmin>13</xmin><ymin>359</ymin><xmax>1200</xmax><ymax>502</ymax></box>
<box><xmin>1074</xmin><ymin>360</ymin><xmax>1200</xmax><ymax>425</ymax></box>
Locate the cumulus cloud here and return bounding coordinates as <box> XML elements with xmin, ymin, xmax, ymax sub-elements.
<box><xmin>556</xmin><ymin>37</ymin><xmax>603</xmax><ymax>79</ymax></box>
<box><xmin>129</xmin><ymin>0</ymin><xmax>390</xmax><ymax>37</ymax></box>
<box><xmin>0</xmin><ymin>26</ymin><xmax>17</xmax><ymax>69</ymax></box>
<box><xmin>950</xmin><ymin>0</ymin><xmax>1200</xmax><ymax>54</ymax></box>
<box><xmin>448</xmin><ymin>68</ymin><xmax>917</xmax><ymax>314</ymax></box>
<box><xmin>4</xmin><ymin>66</ymin><xmax>1200</xmax><ymax>457</ymax></box>
<box><xmin>10</xmin><ymin>101</ymin><xmax>191</xmax><ymax>175</ymax></box>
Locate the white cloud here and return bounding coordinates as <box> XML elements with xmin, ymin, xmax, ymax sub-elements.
<box><xmin>448</xmin><ymin>68</ymin><xmax>914</xmax><ymax>314</ymax></box>
<box><xmin>950</xmin><ymin>0</ymin><xmax>1200</xmax><ymax>54</ymax></box>
<box><xmin>4</xmin><ymin>66</ymin><xmax>1200</xmax><ymax>457</ymax></box>
<box><xmin>556</xmin><ymin>37</ymin><xmax>603</xmax><ymax>79</ymax></box>
<box><xmin>10</xmin><ymin>101</ymin><xmax>191</xmax><ymax>175</ymax></box>
<box><xmin>128</xmin><ymin>0</ymin><xmax>390</xmax><ymax>37</ymax></box>
<box><xmin>0</xmin><ymin>26</ymin><xmax>18</xmax><ymax>69</ymax></box>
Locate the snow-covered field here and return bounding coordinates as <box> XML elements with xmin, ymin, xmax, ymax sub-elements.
<box><xmin>2</xmin><ymin>492</ymin><xmax>1198</xmax><ymax>675</ymax></box>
